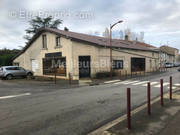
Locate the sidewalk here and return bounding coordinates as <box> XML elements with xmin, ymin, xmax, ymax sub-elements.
<box><xmin>90</xmin><ymin>90</ymin><xmax>180</xmax><ymax>135</ymax></box>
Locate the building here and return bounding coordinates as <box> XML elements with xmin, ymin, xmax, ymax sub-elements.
<box><xmin>13</xmin><ymin>28</ymin><xmax>160</xmax><ymax>80</ymax></box>
<box><xmin>160</xmin><ymin>45</ymin><xmax>179</xmax><ymax>67</ymax></box>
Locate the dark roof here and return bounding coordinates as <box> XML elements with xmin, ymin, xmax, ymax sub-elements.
<box><xmin>13</xmin><ymin>28</ymin><xmax>158</xmax><ymax>60</ymax></box>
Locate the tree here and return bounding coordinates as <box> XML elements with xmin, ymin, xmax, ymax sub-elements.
<box><xmin>103</xmin><ymin>28</ymin><xmax>110</xmax><ymax>38</ymax></box>
<box><xmin>120</xmin><ymin>28</ymin><xmax>145</xmax><ymax>42</ymax></box>
<box><xmin>24</xmin><ymin>16</ymin><xmax>62</xmax><ymax>42</ymax></box>
<box><xmin>119</xmin><ymin>30</ymin><xmax>124</xmax><ymax>40</ymax></box>
<box><xmin>0</xmin><ymin>48</ymin><xmax>20</xmax><ymax>66</ymax></box>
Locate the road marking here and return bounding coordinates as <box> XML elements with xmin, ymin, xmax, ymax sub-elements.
<box><xmin>174</xmin><ymin>83</ymin><xmax>180</xmax><ymax>87</ymax></box>
<box><xmin>114</xmin><ymin>80</ymin><xmax>131</xmax><ymax>85</ymax></box>
<box><xmin>168</xmin><ymin>86</ymin><xmax>177</xmax><ymax>90</ymax></box>
<box><xmin>132</xmin><ymin>81</ymin><xmax>148</xmax><ymax>85</ymax></box>
<box><xmin>122</xmin><ymin>81</ymin><xmax>140</xmax><ymax>85</ymax></box>
<box><xmin>0</xmin><ymin>93</ymin><xmax>31</xmax><ymax>100</ymax></box>
<box><xmin>104</xmin><ymin>80</ymin><xmax>120</xmax><ymax>84</ymax></box>
<box><xmin>154</xmin><ymin>82</ymin><xmax>169</xmax><ymax>88</ymax></box>
<box><xmin>142</xmin><ymin>82</ymin><xmax>158</xmax><ymax>86</ymax></box>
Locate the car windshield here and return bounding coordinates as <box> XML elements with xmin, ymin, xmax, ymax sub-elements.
<box><xmin>18</xmin><ymin>67</ymin><xmax>25</xmax><ymax>70</ymax></box>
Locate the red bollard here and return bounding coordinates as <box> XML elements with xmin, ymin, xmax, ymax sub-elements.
<box><xmin>147</xmin><ymin>82</ymin><xmax>151</xmax><ymax>115</ymax></box>
<box><xmin>160</xmin><ymin>79</ymin><xmax>164</xmax><ymax>106</ymax></box>
<box><xmin>127</xmin><ymin>88</ymin><xmax>131</xmax><ymax>129</ymax></box>
<box><xmin>170</xmin><ymin>76</ymin><xmax>172</xmax><ymax>100</ymax></box>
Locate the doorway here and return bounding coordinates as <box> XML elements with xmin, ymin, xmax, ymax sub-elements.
<box><xmin>79</xmin><ymin>56</ymin><xmax>91</xmax><ymax>78</ymax></box>
<box><xmin>131</xmin><ymin>57</ymin><xmax>146</xmax><ymax>72</ymax></box>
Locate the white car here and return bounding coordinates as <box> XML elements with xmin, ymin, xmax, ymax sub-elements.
<box><xmin>165</xmin><ymin>63</ymin><xmax>174</xmax><ymax>68</ymax></box>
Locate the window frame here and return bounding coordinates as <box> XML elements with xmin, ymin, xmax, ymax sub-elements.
<box><xmin>42</xmin><ymin>34</ymin><xmax>47</xmax><ymax>49</ymax></box>
<box><xmin>113</xmin><ymin>60</ymin><xmax>124</xmax><ymax>70</ymax></box>
<box><xmin>55</xmin><ymin>37</ymin><xmax>61</xmax><ymax>47</ymax></box>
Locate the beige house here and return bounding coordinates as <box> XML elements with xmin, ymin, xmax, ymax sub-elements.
<box><xmin>13</xmin><ymin>28</ymin><xmax>160</xmax><ymax>80</ymax></box>
<box><xmin>160</xmin><ymin>45</ymin><xmax>179</xmax><ymax>66</ymax></box>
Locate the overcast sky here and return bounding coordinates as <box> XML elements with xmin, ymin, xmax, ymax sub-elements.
<box><xmin>0</xmin><ymin>0</ymin><xmax>180</xmax><ymax>50</ymax></box>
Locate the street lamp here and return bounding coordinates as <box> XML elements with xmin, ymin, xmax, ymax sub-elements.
<box><xmin>110</xmin><ymin>20</ymin><xmax>123</xmax><ymax>80</ymax></box>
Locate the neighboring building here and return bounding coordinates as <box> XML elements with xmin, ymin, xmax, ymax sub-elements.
<box><xmin>160</xmin><ymin>45</ymin><xmax>179</xmax><ymax>67</ymax></box>
<box><xmin>13</xmin><ymin>28</ymin><xmax>159</xmax><ymax>80</ymax></box>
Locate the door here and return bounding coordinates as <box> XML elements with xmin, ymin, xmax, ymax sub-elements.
<box><xmin>16</xmin><ymin>67</ymin><xmax>26</xmax><ymax>76</ymax></box>
<box><xmin>79</xmin><ymin>56</ymin><xmax>91</xmax><ymax>78</ymax></box>
<box><xmin>31</xmin><ymin>60</ymin><xmax>38</xmax><ymax>72</ymax></box>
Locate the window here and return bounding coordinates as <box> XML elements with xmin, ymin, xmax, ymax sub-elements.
<box><xmin>0</xmin><ymin>68</ymin><xmax>3</xmax><ymax>72</ymax></box>
<box><xmin>43</xmin><ymin>57</ymin><xmax>66</xmax><ymax>76</ymax></box>
<box><xmin>42</xmin><ymin>35</ymin><xmax>47</xmax><ymax>49</ymax></box>
<box><xmin>113</xmin><ymin>60</ymin><xmax>123</xmax><ymax>69</ymax></box>
<box><xmin>19</xmin><ymin>67</ymin><xmax>25</xmax><ymax>71</ymax></box>
<box><xmin>152</xmin><ymin>52</ymin><xmax>155</xmax><ymax>57</ymax></box>
<box><xmin>56</xmin><ymin>37</ymin><xmax>61</xmax><ymax>47</ymax></box>
<box><xmin>6</xmin><ymin>67</ymin><xmax>18</xmax><ymax>70</ymax></box>
<box><xmin>13</xmin><ymin>62</ymin><xmax>19</xmax><ymax>66</ymax></box>
<box><xmin>131</xmin><ymin>58</ymin><xmax>145</xmax><ymax>72</ymax></box>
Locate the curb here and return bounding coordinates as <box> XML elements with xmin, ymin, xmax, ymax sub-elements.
<box><xmin>88</xmin><ymin>88</ymin><xmax>180</xmax><ymax>135</ymax></box>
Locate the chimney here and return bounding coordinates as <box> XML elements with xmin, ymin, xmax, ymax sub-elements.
<box><xmin>125</xmin><ymin>35</ymin><xmax>129</xmax><ymax>41</ymax></box>
<box><xmin>64</xmin><ymin>27</ymin><xmax>69</xmax><ymax>31</ymax></box>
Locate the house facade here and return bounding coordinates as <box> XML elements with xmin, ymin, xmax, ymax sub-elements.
<box><xmin>13</xmin><ymin>28</ymin><xmax>160</xmax><ymax>80</ymax></box>
<box><xmin>160</xmin><ymin>45</ymin><xmax>179</xmax><ymax>67</ymax></box>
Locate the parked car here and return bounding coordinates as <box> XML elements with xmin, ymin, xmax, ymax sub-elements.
<box><xmin>165</xmin><ymin>63</ymin><xmax>174</xmax><ymax>68</ymax></box>
<box><xmin>174</xmin><ymin>63</ymin><xmax>180</xmax><ymax>67</ymax></box>
<box><xmin>0</xmin><ymin>66</ymin><xmax>33</xmax><ymax>80</ymax></box>
<box><xmin>178</xmin><ymin>67</ymin><xmax>180</xmax><ymax>72</ymax></box>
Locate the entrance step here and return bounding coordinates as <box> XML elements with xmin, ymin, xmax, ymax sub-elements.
<box><xmin>79</xmin><ymin>79</ymin><xmax>93</xmax><ymax>86</ymax></box>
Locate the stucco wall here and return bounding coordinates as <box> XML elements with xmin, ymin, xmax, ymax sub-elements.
<box><xmin>14</xmin><ymin>32</ymin><xmax>73</xmax><ymax>79</ymax></box>
<box><xmin>72</xmin><ymin>40</ymin><xmax>159</xmax><ymax>79</ymax></box>
<box><xmin>14</xmin><ymin>31</ymin><xmax>160</xmax><ymax>80</ymax></box>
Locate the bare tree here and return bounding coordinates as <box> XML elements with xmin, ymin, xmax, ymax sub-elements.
<box><xmin>120</xmin><ymin>28</ymin><xmax>144</xmax><ymax>42</ymax></box>
<box><xmin>119</xmin><ymin>30</ymin><xmax>124</xmax><ymax>39</ymax></box>
<box><xmin>103</xmin><ymin>28</ymin><xmax>110</xmax><ymax>38</ymax></box>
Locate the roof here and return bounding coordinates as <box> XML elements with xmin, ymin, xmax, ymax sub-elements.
<box><xmin>160</xmin><ymin>45</ymin><xmax>178</xmax><ymax>56</ymax></box>
<box><xmin>13</xmin><ymin>28</ymin><xmax>158</xmax><ymax>60</ymax></box>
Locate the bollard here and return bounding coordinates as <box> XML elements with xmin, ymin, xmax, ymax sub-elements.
<box><xmin>170</xmin><ymin>76</ymin><xmax>172</xmax><ymax>100</ymax></box>
<box><xmin>160</xmin><ymin>79</ymin><xmax>164</xmax><ymax>106</ymax></box>
<box><xmin>119</xmin><ymin>70</ymin><xmax>122</xmax><ymax>80</ymax></box>
<box><xmin>127</xmin><ymin>88</ymin><xmax>131</xmax><ymax>129</ymax></box>
<box><xmin>147</xmin><ymin>82</ymin><xmax>151</xmax><ymax>115</ymax></box>
<box><xmin>69</xmin><ymin>73</ymin><xmax>72</xmax><ymax>85</ymax></box>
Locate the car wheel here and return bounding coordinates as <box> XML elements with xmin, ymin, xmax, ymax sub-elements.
<box><xmin>27</xmin><ymin>73</ymin><xmax>33</xmax><ymax>79</ymax></box>
<box><xmin>6</xmin><ymin>74</ymin><xmax>13</xmax><ymax>80</ymax></box>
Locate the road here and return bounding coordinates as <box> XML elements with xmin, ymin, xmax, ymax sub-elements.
<box><xmin>0</xmin><ymin>68</ymin><xmax>180</xmax><ymax>135</ymax></box>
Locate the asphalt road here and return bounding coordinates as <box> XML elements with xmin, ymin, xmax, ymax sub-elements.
<box><xmin>0</xmin><ymin>68</ymin><xmax>180</xmax><ymax>135</ymax></box>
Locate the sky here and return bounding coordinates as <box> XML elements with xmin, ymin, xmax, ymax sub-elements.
<box><xmin>0</xmin><ymin>0</ymin><xmax>180</xmax><ymax>50</ymax></box>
